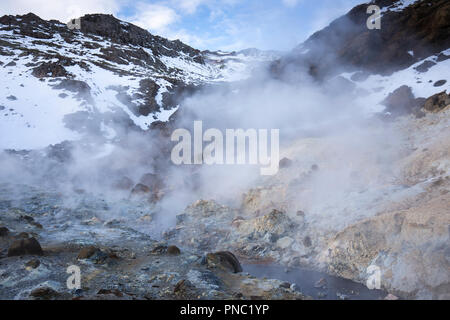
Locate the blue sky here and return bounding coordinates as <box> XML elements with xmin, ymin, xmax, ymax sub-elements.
<box><xmin>1</xmin><ymin>0</ymin><xmax>366</xmax><ymax>51</ymax></box>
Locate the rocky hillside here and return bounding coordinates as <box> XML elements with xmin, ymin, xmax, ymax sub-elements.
<box><xmin>274</xmin><ymin>0</ymin><xmax>450</xmax><ymax>78</ymax></box>
<box><xmin>0</xmin><ymin>13</ymin><xmax>276</xmax><ymax>150</ymax></box>
<box><xmin>271</xmin><ymin>0</ymin><xmax>449</xmax><ymax>120</ymax></box>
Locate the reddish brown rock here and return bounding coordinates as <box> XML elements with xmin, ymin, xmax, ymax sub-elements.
<box><xmin>423</xmin><ymin>91</ymin><xmax>450</xmax><ymax>112</ymax></box>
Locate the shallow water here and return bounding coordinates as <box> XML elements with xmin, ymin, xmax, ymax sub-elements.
<box><xmin>244</xmin><ymin>264</ymin><xmax>387</xmax><ymax>300</ymax></box>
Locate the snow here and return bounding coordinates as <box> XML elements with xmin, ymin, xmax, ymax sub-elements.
<box><xmin>156</xmin><ymin>105</ymin><xmax>179</xmax><ymax>122</ymax></box>
<box><xmin>0</xmin><ymin>55</ymin><xmax>81</xmax><ymax>150</ymax></box>
<box><xmin>380</xmin><ymin>0</ymin><xmax>421</xmax><ymax>13</ymax></box>
<box><xmin>389</xmin><ymin>0</ymin><xmax>421</xmax><ymax>12</ymax></box>
<box><xmin>339</xmin><ymin>49</ymin><xmax>450</xmax><ymax>113</ymax></box>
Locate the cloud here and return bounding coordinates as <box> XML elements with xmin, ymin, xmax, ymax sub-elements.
<box><xmin>282</xmin><ymin>0</ymin><xmax>301</xmax><ymax>7</ymax></box>
<box><xmin>129</xmin><ymin>3</ymin><xmax>179</xmax><ymax>32</ymax></box>
<box><xmin>176</xmin><ymin>0</ymin><xmax>208</xmax><ymax>14</ymax></box>
<box><xmin>0</xmin><ymin>0</ymin><xmax>121</xmax><ymax>22</ymax></box>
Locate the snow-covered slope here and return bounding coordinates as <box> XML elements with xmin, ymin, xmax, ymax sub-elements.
<box><xmin>0</xmin><ymin>13</ymin><xmax>276</xmax><ymax>150</ymax></box>
<box><xmin>339</xmin><ymin>48</ymin><xmax>450</xmax><ymax>113</ymax></box>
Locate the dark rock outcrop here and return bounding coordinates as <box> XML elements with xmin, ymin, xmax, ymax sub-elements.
<box><xmin>423</xmin><ymin>91</ymin><xmax>450</xmax><ymax>112</ymax></box>
<box><xmin>32</xmin><ymin>61</ymin><xmax>70</xmax><ymax>78</ymax></box>
<box><xmin>79</xmin><ymin>14</ymin><xmax>203</xmax><ymax>61</ymax></box>
<box><xmin>381</xmin><ymin>85</ymin><xmax>425</xmax><ymax>117</ymax></box>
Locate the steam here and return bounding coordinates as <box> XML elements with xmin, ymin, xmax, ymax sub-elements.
<box><xmin>0</xmin><ymin>38</ymin><xmax>408</xmax><ymax>239</ymax></box>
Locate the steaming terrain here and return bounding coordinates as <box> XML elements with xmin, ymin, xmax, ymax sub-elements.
<box><xmin>0</xmin><ymin>0</ymin><xmax>449</xmax><ymax>300</ymax></box>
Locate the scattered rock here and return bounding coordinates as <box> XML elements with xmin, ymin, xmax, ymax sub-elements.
<box><xmin>7</xmin><ymin>237</ymin><xmax>44</xmax><ymax>256</ymax></box>
<box><xmin>151</xmin><ymin>244</ymin><xmax>168</xmax><ymax>255</ymax></box>
<box><xmin>173</xmin><ymin>279</ymin><xmax>197</xmax><ymax>296</ymax></box>
<box><xmin>21</xmin><ymin>215</ymin><xmax>43</xmax><ymax>229</ymax></box>
<box><xmin>6</xmin><ymin>95</ymin><xmax>17</xmax><ymax>101</ymax></box>
<box><xmin>25</xmin><ymin>259</ymin><xmax>41</xmax><ymax>269</ymax></box>
<box><xmin>205</xmin><ymin>251</ymin><xmax>242</xmax><ymax>273</ymax></box>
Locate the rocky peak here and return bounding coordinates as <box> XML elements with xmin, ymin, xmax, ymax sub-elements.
<box><xmin>275</xmin><ymin>0</ymin><xmax>450</xmax><ymax>79</ymax></box>
<box><xmin>79</xmin><ymin>14</ymin><xmax>203</xmax><ymax>61</ymax></box>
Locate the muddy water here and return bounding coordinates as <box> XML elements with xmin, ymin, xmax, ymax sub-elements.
<box><xmin>244</xmin><ymin>264</ymin><xmax>387</xmax><ymax>300</ymax></box>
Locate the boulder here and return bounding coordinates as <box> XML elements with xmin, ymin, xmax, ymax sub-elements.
<box><xmin>7</xmin><ymin>237</ymin><xmax>44</xmax><ymax>256</ymax></box>
<box><xmin>205</xmin><ymin>251</ymin><xmax>242</xmax><ymax>273</ymax></box>
<box><xmin>167</xmin><ymin>245</ymin><xmax>181</xmax><ymax>255</ymax></box>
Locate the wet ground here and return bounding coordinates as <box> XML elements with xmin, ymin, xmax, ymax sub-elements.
<box><xmin>244</xmin><ymin>264</ymin><xmax>387</xmax><ymax>300</ymax></box>
<box><xmin>0</xmin><ymin>183</ymin><xmax>390</xmax><ymax>300</ymax></box>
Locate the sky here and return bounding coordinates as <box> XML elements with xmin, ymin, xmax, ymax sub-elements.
<box><xmin>0</xmin><ymin>0</ymin><xmax>366</xmax><ymax>51</ymax></box>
